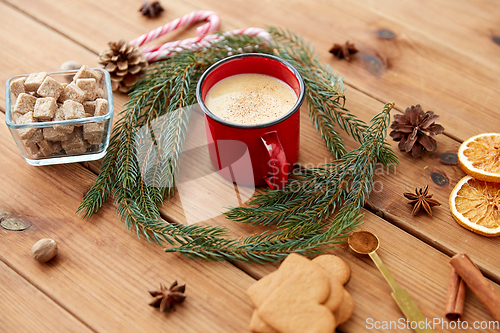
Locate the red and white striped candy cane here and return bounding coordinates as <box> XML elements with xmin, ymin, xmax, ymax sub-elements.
<box><xmin>129</xmin><ymin>11</ymin><xmax>272</xmax><ymax>62</ymax></box>
<box><xmin>130</xmin><ymin>10</ymin><xmax>220</xmax><ymax>46</ymax></box>
<box><xmin>144</xmin><ymin>27</ymin><xmax>272</xmax><ymax>62</ymax></box>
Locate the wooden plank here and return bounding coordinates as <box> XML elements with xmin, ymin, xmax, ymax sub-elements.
<box><xmin>0</xmin><ymin>2</ymin><xmax>94</xmax><ymax>108</ymax></box>
<box><xmin>3</xmin><ymin>103</ymin><xmax>497</xmax><ymax>333</ymax></box>
<box><xmin>338</xmin><ymin>89</ymin><xmax>500</xmax><ymax>285</ymax></box>
<box><xmin>333</xmin><ymin>210</ymin><xmax>500</xmax><ymax>333</ymax></box>
<box><xmin>4</xmin><ymin>0</ymin><xmax>499</xmax><ymax>144</ymax></box>
<box><xmin>1</xmin><ymin>0</ymin><xmax>203</xmax><ymax>55</ymax></box>
<box><xmin>5</xmin><ymin>0</ymin><xmax>497</xmax><ymax>286</ymax></box>
<box><xmin>164</xmin><ymin>0</ymin><xmax>500</xmax><ymax>142</ymax></box>
<box><xmin>356</xmin><ymin>0</ymin><xmax>500</xmax><ymax>70</ymax></box>
<box><xmin>0</xmin><ymin>1</ymin><xmax>500</xmax><ymax>331</ymax></box>
<box><xmin>143</xmin><ymin>85</ymin><xmax>500</xmax><ymax>286</ymax></box>
<box><xmin>0</xmin><ymin>261</ymin><xmax>93</xmax><ymax>333</ymax></box>
<box><xmin>0</xmin><ymin>2</ymin><xmax>130</xmax><ymax>119</ymax></box>
<box><xmin>0</xmin><ymin>109</ymin><xmax>257</xmax><ymax>332</ymax></box>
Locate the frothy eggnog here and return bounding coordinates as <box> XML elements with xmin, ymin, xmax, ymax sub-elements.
<box><xmin>204</xmin><ymin>73</ymin><xmax>297</xmax><ymax>125</ymax></box>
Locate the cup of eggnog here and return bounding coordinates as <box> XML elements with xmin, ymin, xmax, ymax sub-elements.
<box><xmin>196</xmin><ymin>53</ymin><xmax>305</xmax><ymax>189</ymax></box>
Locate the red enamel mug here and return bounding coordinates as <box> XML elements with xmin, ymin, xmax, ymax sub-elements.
<box><xmin>196</xmin><ymin>53</ymin><xmax>305</xmax><ymax>189</ymax></box>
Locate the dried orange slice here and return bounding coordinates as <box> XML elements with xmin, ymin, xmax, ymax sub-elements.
<box><xmin>458</xmin><ymin>133</ymin><xmax>500</xmax><ymax>183</ymax></box>
<box><xmin>449</xmin><ymin>175</ymin><xmax>500</xmax><ymax>236</ymax></box>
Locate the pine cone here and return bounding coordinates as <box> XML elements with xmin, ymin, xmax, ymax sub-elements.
<box><xmin>98</xmin><ymin>40</ymin><xmax>148</xmax><ymax>93</ymax></box>
<box><xmin>389</xmin><ymin>105</ymin><xmax>445</xmax><ymax>158</ymax></box>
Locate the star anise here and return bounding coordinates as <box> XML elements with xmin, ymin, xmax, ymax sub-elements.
<box><xmin>149</xmin><ymin>281</ymin><xmax>186</xmax><ymax>312</ymax></box>
<box><xmin>404</xmin><ymin>186</ymin><xmax>441</xmax><ymax>216</ymax></box>
<box><xmin>139</xmin><ymin>1</ymin><xmax>164</xmax><ymax>18</ymax></box>
<box><xmin>390</xmin><ymin>105</ymin><xmax>444</xmax><ymax>158</ymax></box>
<box><xmin>329</xmin><ymin>41</ymin><xmax>358</xmax><ymax>61</ymax></box>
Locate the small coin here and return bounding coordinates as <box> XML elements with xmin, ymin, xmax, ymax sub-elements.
<box><xmin>1</xmin><ymin>217</ymin><xmax>32</xmax><ymax>231</ymax></box>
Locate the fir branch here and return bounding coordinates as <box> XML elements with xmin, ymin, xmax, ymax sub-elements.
<box><xmin>78</xmin><ymin>28</ymin><xmax>398</xmax><ymax>263</ymax></box>
<box><xmin>78</xmin><ymin>34</ymin><xmax>276</xmax><ymax>247</ymax></box>
<box><xmin>223</xmin><ymin>102</ymin><xmax>396</xmax><ymax>227</ymax></box>
<box><xmin>268</xmin><ymin>26</ymin><xmax>368</xmax><ymax>158</ymax></box>
<box><xmin>168</xmin><ymin>102</ymin><xmax>396</xmax><ymax>261</ymax></box>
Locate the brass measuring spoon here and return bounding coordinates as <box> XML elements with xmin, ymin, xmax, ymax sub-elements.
<box><xmin>348</xmin><ymin>230</ymin><xmax>434</xmax><ymax>333</ymax></box>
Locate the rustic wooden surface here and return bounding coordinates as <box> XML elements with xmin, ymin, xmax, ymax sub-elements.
<box><xmin>1</xmin><ymin>0</ymin><xmax>500</xmax><ymax>332</ymax></box>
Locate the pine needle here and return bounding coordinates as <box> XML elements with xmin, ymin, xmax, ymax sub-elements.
<box><xmin>77</xmin><ymin>29</ymin><xmax>398</xmax><ymax>263</ymax></box>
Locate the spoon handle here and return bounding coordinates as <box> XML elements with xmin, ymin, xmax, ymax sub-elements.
<box><xmin>369</xmin><ymin>252</ymin><xmax>435</xmax><ymax>333</ymax></box>
<box><xmin>369</xmin><ymin>251</ymin><xmax>400</xmax><ymax>291</ymax></box>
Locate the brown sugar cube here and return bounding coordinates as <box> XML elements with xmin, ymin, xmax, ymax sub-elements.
<box><xmin>34</xmin><ymin>97</ymin><xmax>57</xmax><ymax>121</ymax></box>
<box><xmin>22</xmin><ymin>127</ymin><xmax>44</xmax><ymax>147</ymax></box>
<box><xmin>22</xmin><ymin>139</ymin><xmax>41</xmax><ymax>158</ymax></box>
<box><xmin>61</xmin><ymin>127</ymin><xmax>88</xmax><ymax>154</ymax></box>
<box><xmin>62</xmin><ymin>100</ymin><xmax>85</xmax><ymax>120</ymax></box>
<box><xmin>10</xmin><ymin>112</ymin><xmax>21</xmax><ymax>124</ymax></box>
<box><xmin>59</xmin><ymin>82</ymin><xmax>85</xmax><ymax>103</ymax></box>
<box><xmin>10</xmin><ymin>77</ymin><xmax>26</xmax><ymax>97</ymax></box>
<box><xmin>28</xmin><ymin>129</ymin><xmax>45</xmax><ymax>144</ymax></box>
<box><xmin>83</xmin><ymin>101</ymin><xmax>96</xmax><ymax>115</ymax></box>
<box><xmin>17</xmin><ymin>111</ymin><xmax>35</xmax><ymax>125</ymax></box>
<box><xmin>95</xmin><ymin>87</ymin><xmax>106</xmax><ymax>99</ymax></box>
<box><xmin>76</xmin><ymin>78</ymin><xmax>96</xmax><ymax>100</ymax></box>
<box><xmin>64</xmin><ymin>144</ymin><xmax>89</xmax><ymax>155</ymax></box>
<box><xmin>37</xmin><ymin>140</ymin><xmax>62</xmax><ymax>157</ymax></box>
<box><xmin>52</xmin><ymin>106</ymin><xmax>74</xmax><ymax>134</ymax></box>
<box><xmin>13</xmin><ymin>93</ymin><xmax>37</xmax><ymax>115</ymax></box>
<box><xmin>17</xmin><ymin>111</ymin><xmax>41</xmax><ymax>140</ymax></box>
<box><xmin>94</xmin><ymin>98</ymin><xmax>108</xmax><ymax>116</ymax></box>
<box><xmin>21</xmin><ymin>127</ymin><xmax>44</xmax><ymax>153</ymax></box>
<box><xmin>73</xmin><ymin>65</ymin><xmax>102</xmax><ymax>82</ymax></box>
<box><xmin>24</xmin><ymin>72</ymin><xmax>48</xmax><ymax>92</ymax></box>
<box><xmin>43</xmin><ymin>127</ymin><xmax>70</xmax><ymax>141</ymax></box>
<box><xmin>83</xmin><ymin>122</ymin><xmax>105</xmax><ymax>145</ymax></box>
<box><xmin>37</xmin><ymin>76</ymin><xmax>63</xmax><ymax>99</ymax></box>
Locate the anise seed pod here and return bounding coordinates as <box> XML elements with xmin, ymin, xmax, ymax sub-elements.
<box><xmin>329</xmin><ymin>41</ymin><xmax>358</xmax><ymax>61</ymax></box>
<box><xmin>148</xmin><ymin>281</ymin><xmax>187</xmax><ymax>312</ymax></box>
<box><xmin>139</xmin><ymin>1</ymin><xmax>164</xmax><ymax>18</ymax></box>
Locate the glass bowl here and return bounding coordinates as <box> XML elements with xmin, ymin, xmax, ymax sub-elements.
<box><xmin>5</xmin><ymin>68</ymin><xmax>114</xmax><ymax>166</ymax></box>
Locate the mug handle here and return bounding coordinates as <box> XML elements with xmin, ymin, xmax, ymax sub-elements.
<box><xmin>261</xmin><ymin>131</ymin><xmax>289</xmax><ymax>190</ymax></box>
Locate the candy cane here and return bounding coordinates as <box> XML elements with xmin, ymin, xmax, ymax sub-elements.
<box><xmin>144</xmin><ymin>27</ymin><xmax>272</xmax><ymax>62</ymax></box>
<box><xmin>130</xmin><ymin>10</ymin><xmax>220</xmax><ymax>46</ymax></box>
<box><xmin>127</xmin><ymin>11</ymin><xmax>272</xmax><ymax>63</ymax></box>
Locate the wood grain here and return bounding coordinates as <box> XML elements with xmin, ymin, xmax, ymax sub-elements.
<box><xmin>1</xmin><ymin>104</ymin><xmax>497</xmax><ymax>332</ymax></box>
<box><xmin>0</xmin><ymin>110</ymin><xmax>256</xmax><ymax>332</ymax></box>
<box><xmin>0</xmin><ymin>261</ymin><xmax>93</xmax><ymax>333</ymax></box>
<box><xmin>5</xmin><ymin>0</ymin><xmax>500</xmax><ymax>145</ymax></box>
<box><xmin>332</xmin><ymin>210</ymin><xmax>500</xmax><ymax>333</ymax></box>
<box><xmin>129</xmin><ymin>84</ymin><xmax>500</xmax><ymax>286</ymax></box>
<box><xmin>1</xmin><ymin>0</ymin><xmax>500</xmax><ymax>332</ymax></box>
<box><xmin>0</xmin><ymin>2</ymin><xmax>131</xmax><ymax>121</ymax></box>
<box><xmin>356</xmin><ymin>0</ymin><xmax>500</xmax><ymax>70</ymax></box>
<box><xmin>171</xmin><ymin>0</ymin><xmax>500</xmax><ymax>142</ymax></box>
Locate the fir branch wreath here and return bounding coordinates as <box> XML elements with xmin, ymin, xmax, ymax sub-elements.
<box><xmin>78</xmin><ymin>27</ymin><xmax>398</xmax><ymax>263</ymax></box>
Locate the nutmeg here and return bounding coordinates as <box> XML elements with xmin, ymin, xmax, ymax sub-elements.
<box><xmin>60</xmin><ymin>60</ymin><xmax>82</xmax><ymax>72</ymax></box>
<box><xmin>31</xmin><ymin>238</ymin><xmax>58</xmax><ymax>263</ymax></box>
<box><xmin>60</xmin><ymin>60</ymin><xmax>82</xmax><ymax>81</ymax></box>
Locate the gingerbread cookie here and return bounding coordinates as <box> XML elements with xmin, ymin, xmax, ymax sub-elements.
<box><xmin>258</xmin><ymin>267</ymin><xmax>335</xmax><ymax>333</ymax></box>
<box><xmin>247</xmin><ymin>253</ymin><xmax>330</xmax><ymax>308</ymax></box>
<box><xmin>333</xmin><ymin>289</ymin><xmax>354</xmax><ymax>328</ymax></box>
<box><xmin>249</xmin><ymin>311</ymin><xmax>279</xmax><ymax>333</ymax></box>
<box><xmin>247</xmin><ymin>253</ymin><xmax>354</xmax><ymax>333</ymax></box>
<box><xmin>313</xmin><ymin>254</ymin><xmax>351</xmax><ymax>285</ymax></box>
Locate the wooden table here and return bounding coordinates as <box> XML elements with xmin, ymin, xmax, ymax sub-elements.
<box><xmin>1</xmin><ymin>0</ymin><xmax>500</xmax><ymax>332</ymax></box>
